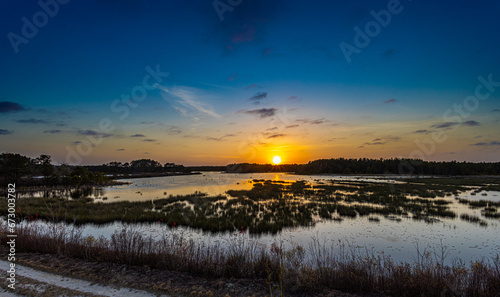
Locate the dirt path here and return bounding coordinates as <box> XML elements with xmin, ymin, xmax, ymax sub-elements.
<box><xmin>0</xmin><ymin>260</ymin><xmax>170</xmax><ymax>297</ymax></box>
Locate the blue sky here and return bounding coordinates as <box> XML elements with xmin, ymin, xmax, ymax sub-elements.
<box><xmin>1</xmin><ymin>0</ymin><xmax>499</xmax><ymax>165</ymax></box>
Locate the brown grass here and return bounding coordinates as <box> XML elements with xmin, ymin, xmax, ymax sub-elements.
<box><xmin>2</xmin><ymin>222</ymin><xmax>499</xmax><ymax>296</ymax></box>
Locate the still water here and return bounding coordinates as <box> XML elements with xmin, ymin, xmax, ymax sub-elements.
<box><xmin>70</xmin><ymin>172</ymin><xmax>500</xmax><ymax>265</ymax></box>
<box><xmin>98</xmin><ymin>172</ymin><xmax>407</xmax><ymax>202</ymax></box>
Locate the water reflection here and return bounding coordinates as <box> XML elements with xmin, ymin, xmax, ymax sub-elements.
<box><xmin>18</xmin><ymin>186</ymin><xmax>105</xmax><ymax>200</ymax></box>
<box><xmin>12</xmin><ymin>173</ymin><xmax>500</xmax><ymax>266</ymax></box>
<box><xmin>16</xmin><ymin>174</ymin><xmax>500</xmax><ymax>234</ymax></box>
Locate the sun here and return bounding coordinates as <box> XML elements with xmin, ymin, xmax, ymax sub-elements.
<box><xmin>272</xmin><ymin>156</ymin><xmax>282</xmax><ymax>165</ymax></box>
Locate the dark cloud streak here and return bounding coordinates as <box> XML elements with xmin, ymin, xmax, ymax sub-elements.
<box><xmin>240</xmin><ymin>108</ymin><xmax>277</xmax><ymax>118</ymax></box>
<box><xmin>0</xmin><ymin>129</ymin><xmax>13</xmax><ymax>135</ymax></box>
<box><xmin>471</xmin><ymin>141</ymin><xmax>500</xmax><ymax>146</ymax></box>
<box><xmin>248</xmin><ymin>92</ymin><xmax>268</xmax><ymax>104</ymax></box>
<box><xmin>16</xmin><ymin>118</ymin><xmax>50</xmax><ymax>124</ymax></box>
<box><xmin>43</xmin><ymin>129</ymin><xmax>62</xmax><ymax>134</ymax></box>
<box><xmin>0</xmin><ymin>101</ymin><xmax>26</xmax><ymax>113</ymax></box>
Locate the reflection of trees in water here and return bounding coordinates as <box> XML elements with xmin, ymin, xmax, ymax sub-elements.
<box><xmin>69</xmin><ymin>187</ymin><xmax>105</xmax><ymax>199</ymax></box>
<box><xmin>22</xmin><ymin>186</ymin><xmax>105</xmax><ymax>200</ymax></box>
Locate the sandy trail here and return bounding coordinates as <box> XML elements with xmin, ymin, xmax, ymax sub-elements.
<box><xmin>0</xmin><ymin>260</ymin><xmax>170</xmax><ymax>297</ymax></box>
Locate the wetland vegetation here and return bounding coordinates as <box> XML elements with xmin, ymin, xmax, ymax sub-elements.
<box><xmin>2</xmin><ymin>154</ymin><xmax>500</xmax><ymax>296</ymax></box>
<box><xmin>3</xmin><ymin>176</ymin><xmax>500</xmax><ymax>233</ymax></box>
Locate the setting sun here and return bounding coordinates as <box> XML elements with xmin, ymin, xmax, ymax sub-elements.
<box><xmin>272</xmin><ymin>156</ymin><xmax>282</xmax><ymax>165</ymax></box>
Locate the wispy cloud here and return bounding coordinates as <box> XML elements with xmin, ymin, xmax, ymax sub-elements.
<box><xmin>430</xmin><ymin>122</ymin><xmax>458</xmax><ymax>129</ymax></box>
<box><xmin>166</xmin><ymin>126</ymin><xmax>182</xmax><ymax>135</ymax></box>
<box><xmin>384</xmin><ymin>98</ymin><xmax>397</xmax><ymax>104</ymax></box>
<box><xmin>227</xmin><ymin>72</ymin><xmax>238</xmax><ymax>81</ymax></box>
<box><xmin>296</xmin><ymin>118</ymin><xmax>330</xmax><ymax>125</ymax></box>
<box><xmin>158</xmin><ymin>85</ymin><xmax>222</xmax><ymax>121</ymax></box>
<box><xmin>232</xmin><ymin>24</ymin><xmax>256</xmax><ymax>43</ymax></box>
<box><xmin>142</xmin><ymin>138</ymin><xmax>157</xmax><ymax>142</ymax></box>
<box><xmin>414</xmin><ymin>129</ymin><xmax>430</xmax><ymax>134</ymax></box>
<box><xmin>328</xmin><ymin>137</ymin><xmax>346</xmax><ymax>142</ymax></box>
<box><xmin>206</xmin><ymin>134</ymin><xmax>236</xmax><ymax>141</ymax></box>
<box><xmin>470</xmin><ymin>141</ymin><xmax>500</xmax><ymax>146</ymax></box>
<box><xmin>78</xmin><ymin>130</ymin><xmax>113</xmax><ymax>137</ymax></box>
<box><xmin>266</xmin><ymin>133</ymin><xmax>286</xmax><ymax>139</ymax></box>
<box><xmin>130</xmin><ymin>134</ymin><xmax>146</xmax><ymax>138</ymax></box>
<box><xmin>43</xmin><ymin>129</ymin><xmax>62</xmax><ymax>134</ymax></box>
<box><xmin>116</xmin><ymin>148</ymin><xmax>125</xmax><ymax>151</ymax></box>
<box><xmin>16</xmin><ymin>118</ymin><xmax>50</xmax><ymax>124</ymax></box>
<box><xmin>183</xmin><ymin>134</ymin><xmax>201</xmax><ymax>139</ymax></box>
<box><xmin>239</xmin><ymin>108</ymin><xmax>277</xmax><ymax>118</ymax></box>
<box><xmin>363</xmin><ymin>136</ymin><xmax>401</xmax><ymax>146</ymax></box>
<box><xmin>262</xmin><ymin>47</ymin><xmax>275</xmax><ymax>58</ymax></box>
<box><xmin>0</xmin><ymin>101</ymin><xmax>26</xmax><ymax>113</ymax></box>
<box><xmin>382</xmin><ymin>49</ymin><xmax>397</xmax><ymax>59</ymax></box>
<box><xmin>463</xmin><ymin>120</ymin><xmax>480</xmax><ymax>126</ymax></box>
<box><xmin>0</xmin><ymin>129</ymin><xmax>13</xmax><ymax>135</ymax></box>
<box><xmin>248</xmin><ymin>92</ymin><xmax>268</xmax><ymax>104</ymax></box>
<box><xmin>430</xmin><ymin>120</ymin><xmax>480</xmax><ymax>129</ymax></box>
<box><xmin>245</xmin><ymin>84</ymin><xmax>259</xmax><ymax>89</ymax></box>
<box><xmin>15</xmin><ymin>118</ymin><xmax>67</xmax><ymax>127</ymax></box>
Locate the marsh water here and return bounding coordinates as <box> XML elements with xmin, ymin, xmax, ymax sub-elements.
<box><xmin>101</xmin><ymin>172</ymin><xmax>414</xmax><ymax>201</ymax></box>
<box><xmin>18</xmin><ymin>172</ymin><xmax>500</xmax><ymax>265</ymax></box>
<box><xmin>42</xmin><ymin>172</ymin><xmax>498</xmax><ymax>265</ymax></box>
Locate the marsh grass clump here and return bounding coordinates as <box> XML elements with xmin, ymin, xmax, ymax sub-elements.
<box><xmin>3</xmin><ymin>177</ymin><xmax>499</xmax><ymax>234</ymax></box>
<box><xmin>483</xmin><ymin>211</ymin><xmax>500</xmax><ymax>219</ymax></box>
<box><xmin>460</xmin><ymin>214</ymin><xmax>488</xmax><ymax>226</ymax></box>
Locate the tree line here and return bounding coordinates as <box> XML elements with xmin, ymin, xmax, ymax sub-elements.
<box><xmin>0</xmin><ymin>153</ymin><xmax>190</xmax><ymax>186</ymax></box>
<box><xmin>0</xmin><ymin>153</ymin><xmax>109</xmax><ymax>186</ymax></box>
<box><xmin>2</xmin><ymin>153</ymin><xmax>499</xmax><ymax>187</ymax></box>
<box><xmin>226</xmin><ymin>158</ymin><xmax>500</xmax><ymax>175</ymax></box>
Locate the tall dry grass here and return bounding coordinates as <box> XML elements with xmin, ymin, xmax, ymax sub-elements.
<box><xmin>2</xmin><ymin>221</ymin><xmax>499</xmax><ymax>296</ymax></box>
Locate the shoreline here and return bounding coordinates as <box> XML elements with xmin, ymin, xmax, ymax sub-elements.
<box><xmin>110</xmin><ymin>171</ymin><xmax>202</xmax><ymax>180</ymax></box>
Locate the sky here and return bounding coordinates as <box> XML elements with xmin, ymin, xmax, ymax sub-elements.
<box><xmin>0</xmin><ymin>0</ymin><xmax>499</xmax><ymax>165</ymax></box>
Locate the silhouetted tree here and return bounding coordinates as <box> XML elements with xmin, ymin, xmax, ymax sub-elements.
<box><xmin>35</xmin><ymin>154</ymin><xmax>55</xmax><ymax>184</ymax></box>
<box><xmin>0</xmin><ymin>153</ymin><xmax>32</xmax><ymax>184</ymax></box>
<box><xmin>130</xmin><ymin>159</ymin><xmax>162</xmax><ymax>172</ymax></box>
